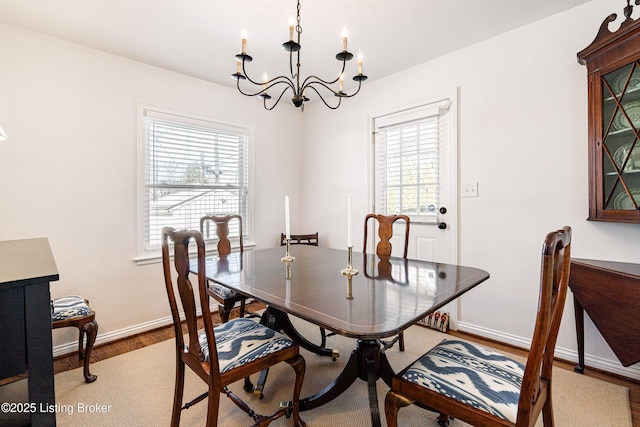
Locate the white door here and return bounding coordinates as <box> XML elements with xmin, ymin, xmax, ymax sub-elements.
<box><xmin>369</xmin><ymin>90</ymin><xmax>459</xmax><ymax>327</ymax></box>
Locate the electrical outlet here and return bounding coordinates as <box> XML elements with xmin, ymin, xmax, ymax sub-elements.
<box><xmin>462</xmin><ymin>181</ymin><xmax>478</xmax><ymax>197</ymax></box>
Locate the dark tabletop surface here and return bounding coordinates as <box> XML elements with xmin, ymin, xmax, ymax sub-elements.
<box><xmin>197</xmin><ymin>245</ymin><xmax>489</xmax><ymax>339</ymax></box>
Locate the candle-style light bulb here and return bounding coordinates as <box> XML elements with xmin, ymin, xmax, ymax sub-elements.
<box><xmin>357</xmin><ymin>51</ymin><xmax>363</xmax><ymax>75</ymax></box>
<box><xmin>236</xmin><ymin>61</ymin><xmax>242</xmax><ymax>74</ymax></box>
<box><xmin>288</xmin><ymin>14</ymin><xmax>295</xmax><ymax>41</ymax></box>
<box><xmin>241</xmin><ymin>29</ymin><xmax>248</xmax><ymax>54</ymax></box>
<box><xmin>262</xmin><ymin>72</ymin><xmax>268</xmax><ymax>90</ymax></box>
<box><xmin>341</xmin><ymin>26</ymin><xmax>348</xmax><ymax>52</ymax></box>
<box><xmin>339</xmin><ymin>73</ymin><xmax>345</xmax><ymax>92</ymax></box>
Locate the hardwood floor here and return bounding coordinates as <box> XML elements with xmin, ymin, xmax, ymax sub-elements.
<box><xmin>53</xmin><ymin>301</ymin><xmax>640</xmax><ymax>427</ymax></box>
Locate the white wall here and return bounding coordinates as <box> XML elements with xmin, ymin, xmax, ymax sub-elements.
<box><xmin>301</xmin><ymin>0</ymin><xmax>640</xmax><ymax>379</ymax></box>
<box><xmin>0</xmin><ymin>23</ymin><xmax>303</xmax><ymax>349</ymax></box>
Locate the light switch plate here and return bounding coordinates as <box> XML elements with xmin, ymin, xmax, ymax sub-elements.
<box><xmin>462</xmin><ymin>181</ymin><xmax>478</xmax><ymax>197</ymax></box>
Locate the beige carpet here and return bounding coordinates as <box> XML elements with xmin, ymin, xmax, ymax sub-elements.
<box><xmin>54</xmin><ymin>318</ymin><xmax>632</xmax><ymax>427</ymax></box>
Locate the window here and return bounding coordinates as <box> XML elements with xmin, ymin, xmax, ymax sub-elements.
<box><xmin>373</xmin><ymin>101</ymin><xmax>450</xmax><ymax>223</ymax></box>
<box><xmin>137</xmin><ymin>106</ymin><xmax>252</xmax><ymax>258</ymax></box>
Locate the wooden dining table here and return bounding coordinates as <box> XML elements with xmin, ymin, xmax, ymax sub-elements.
<box><xmin>197</xmin><ymin>245</ymin><xmax>489</xmax><ymax>427</ymax></box>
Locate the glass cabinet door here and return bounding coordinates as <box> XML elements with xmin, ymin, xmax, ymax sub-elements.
<box><xmin>579</xmin><ymin>2</ymin><xmax>640</xmax><ymax>223</ymax></box>
<box><xmin>601</xmin><ymin>62</ymin><xmax>640</xmax><ymax>213</ymax></box>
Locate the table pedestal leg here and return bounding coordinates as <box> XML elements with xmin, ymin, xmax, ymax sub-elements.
<box><xmin>300</xmin><ymin>338</ymin><xmax>395</xmax><ymax>427</ymax></box>
<box><xmin>263</xmin><ymin>306</ymin><xmax>337</xmax><ymax>358</ymax></box>
<box><xmin>367</xmin><ymin>359</ymin><xmax>381</xmax><ymax>427</ymax></box>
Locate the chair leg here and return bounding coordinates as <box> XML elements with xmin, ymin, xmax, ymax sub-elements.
<box><xmin>286</xmin><ymin>354</ymin><xmax>306</xmax><ymax>427</ymax></box>
<box><xmin>219</xmin><ymin>302</ymin><xmax>233</xmax><ymax>323</ymax></box>
<box><xmin>78</xmin><ymin>327</ymin><xmax>86</xmax><ymax>359</ymax></box>
<box><xmin>206</xmin><ymin>382</ymin><xmax>220</xmax><ymax>427</ymax></box>
<box><xmin>384</xmin><ymin>391</ymin><xmax>413</xmax><ymax>427</ymax></box>
<box><xmin>319</xmin><ymin>327</ymin><xmax>327</xmax><ymax>348</ymax></box>
<box><xmin>542</xmin><ymin>388</ymin><xmax>555</xmax><ymax>427</ymax></box>
<box><xmin>239</xmin><ymin>298</ymin><xmax>246</xmax><ymax>318</ymax></box>
<box><xmin>437</xmin><ymin>413</ymin><xmax>451</xmax><ymax>426</ymax></box>
<box><xmin>399</xmin><ymin>332</ymin><xmax>405</xmax><ymax>352</ymax></box>
<box><xmin>81</xmin><ymin>319</ymin><xmax>98</xmax><ymax>383</ymax></box>
<box><xmin>171</xmin><ymin>358</ymin><xmax>185</xmax><ymax>427</ymax></box>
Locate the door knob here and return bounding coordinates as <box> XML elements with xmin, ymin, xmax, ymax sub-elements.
<box><xmin>438</xmin><ymin>222</ymin><xmax>447</xmax><ymax>230</ymax></box>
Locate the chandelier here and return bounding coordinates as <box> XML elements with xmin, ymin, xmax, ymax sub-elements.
<box><xmin>232</xmin><ymin>0</ymin><xmax>367</xmax><ymax>111</ymax></box>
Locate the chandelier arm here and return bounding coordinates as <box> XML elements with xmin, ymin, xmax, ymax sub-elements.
<box><xmin>236</xmin><ymin>77</ymin><xmax>294</xmax><ymax>98</ymax></box>
<box><xmin>301</xmin><ymin>60</ymin><xmax>347</xmax><ymax>87</ymax></box>
<box><xmin>236</xmin><ymin>79</ymin><xmax>293</xmax><ymax>100</ymax></box>
<box><xmin>304</xmin><ymin>84</ymin><xmax>342</xmax><ymax>110</ymax></box>
<box><xmin>263</xmin><ymin>86</ymin><xmax>293</xmax><ymax>110</ymax></box>
<box><xmin>334</xmin><ymin>79</ymin><xmax>363</xmax><ymax>98</ymax></box>
<box><xmin>241</xmin><ymin>61</ymin><xmax>296</xmax><ymax>92</ymax></box>
<box><xmin>290</xmin><ymin>49</ymin><xmax>300</xmax><ymax>82</ymax></box>
<box><xmin>303</xmin><ymin>80</ymin><xmax>342</xmax><ymax>97</ymax></box>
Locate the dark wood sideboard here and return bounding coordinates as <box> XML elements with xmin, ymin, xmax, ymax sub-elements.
<box><xmin>0</xmin><ymin>238</ymin><xmax>59</xmax><ymax>426</ymax></box>
<box><xmin>569</xmin><ymin>258</ymin><xmax>640</xmax><ymax>373</ymax></box>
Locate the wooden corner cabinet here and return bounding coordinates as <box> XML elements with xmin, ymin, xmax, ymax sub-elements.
<box><xmin>578</xmin><ymin>1</ymin><xmax>640</xmax><ymax>223</ymax></box>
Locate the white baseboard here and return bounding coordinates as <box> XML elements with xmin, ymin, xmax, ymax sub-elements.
<box><xmin>457</xmin><ymin>321</ymin><xmax>640</xmax><ymax>382</ymax></box>
<box><xmin>54</xmin><ymin>313</ymin><xmax>640</xmax><ymax>382</ymax></box>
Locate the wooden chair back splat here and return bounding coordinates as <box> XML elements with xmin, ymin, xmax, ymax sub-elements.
<box><xmin>200</xmin><ymin>214</ymin><xmax>247</xmax><ymax>323</ymax></box>
<box><xmin>363</xmin><ymin>214</ymin><xmax>410</xmax><ymax>258</ymax></box>
<box><xmin>363</xmin><ymin>214</ymin><xmax>410</xmax><ymax>351</ymax></box>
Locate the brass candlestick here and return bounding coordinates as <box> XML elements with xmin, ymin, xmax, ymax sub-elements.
<box><xmin>341</xmin><ymin>246</ymin><xmax>359</xmax><ymax>277</ymax></box>
<box><xmin>281</xmin><ymin>238</ymin><xmax>295</xmax><ymax>279</ymax></box>
<box><xmin>346</xmin><ymin>274</ymin><xmax>354</xmax><ymax>299</ymax></box>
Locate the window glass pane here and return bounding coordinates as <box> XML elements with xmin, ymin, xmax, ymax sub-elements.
<box><xmin>386</xmin><ymin>187</ymin><xmax>400</xmax><ymax>213</ymax></box>
<box><xmin>375</xmin><ymin>114</ymin><xmax>440</xmax><ymax>217</ymax></box>
<box><xmin>402</xmin><ymin>155</ymin><xmax>418</xmax><ymax>185</ymax></box>
<box><xmin>419</xmin><ymin>185</ymin><xmax>437</xmax><ymax>212</ymax></box>
<box><xmin>142</xmin><ymin>112</ymin><xmax>250</xmax><ymax>252</ymax></box>
<box><xmin>402</xmin><ymin>186</ymin><xmax>417</xmax><ymax>213</ymax></box>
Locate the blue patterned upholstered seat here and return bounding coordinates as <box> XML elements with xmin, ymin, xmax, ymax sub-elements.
<box><xmin>402</xmin><ymin>338</ymin><xmax>525</xmax><ymax>423</ymax></box>
<box><xmin>209</xmin><ymin>283</ymin><xmax>237</xmax><ymax>299</ymax></box>
<box><xmin>198</xmin><ymin>317</ymin><xmax>295</xmax><ymax>373</ymax></box>
<box><xmin>51</xmin><ymin>295</ymin><xmax>92</xmax><ymax>321</ymax></box>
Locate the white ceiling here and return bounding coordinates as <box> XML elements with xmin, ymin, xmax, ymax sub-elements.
<box><xmin>0</xmin><ymin>0</ymin><xmax>591</xmax><ymax>96</ymax></box>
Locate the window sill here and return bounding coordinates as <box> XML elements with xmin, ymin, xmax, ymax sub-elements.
<box><xmin>134</xmin><ymin>241</ymin><xmax>257</xmax><ymax>266</ymax></box>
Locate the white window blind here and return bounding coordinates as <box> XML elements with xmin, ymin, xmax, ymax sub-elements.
<box><xmin>141</xmin><ymin>109</ymin><xmax>251</xmax><ymax>252</ymax></box>
<box><xmin>374</xmin><ymin>102</ymin><xmax>449</xmax><ymax>223</ymax></box>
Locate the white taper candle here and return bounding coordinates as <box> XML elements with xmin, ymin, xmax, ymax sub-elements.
<box><xmin>347</xmin><ymin>193</ymin><xmax>352</xmax><ymax>247</ymax></box>
<box><xmin>285</xmin><ymin>196</ymin><xmax>291</xmax><ymax>239</ymax></box>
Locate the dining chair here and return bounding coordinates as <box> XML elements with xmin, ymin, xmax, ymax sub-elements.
<box><xmin>51</xmin><ymin>295</ymin><xmax>98</xmax><ymax>383</ymax></box>
<box><xmin>161</xmin><ymin>227</ymin><xmax>306</xmax><ymax>427</ymax></box>
<box><xmin>200</xmin><ymin>214</ymin><xmax>249</xmax><ymax>323</ymax></box>
<box><xmin>280</xmin><ymin>232</ymin><xmax>319</xmax><ymax>246</ymax></box>
<box><xmin>384</xmin><ymin>226</ymin><xmax>572</xmax><ymax>427</ymax></box>
<box><xmin>363</xmin><ymin>213</ymin><xmax>410</xmax><ymax>351</ymax></box>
